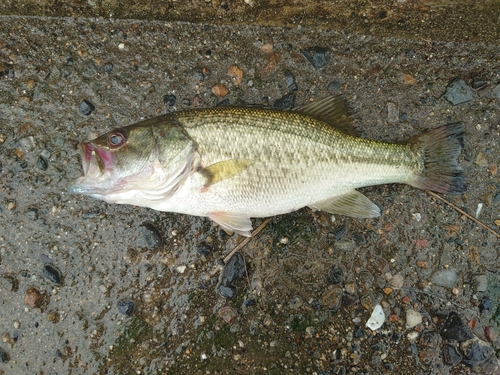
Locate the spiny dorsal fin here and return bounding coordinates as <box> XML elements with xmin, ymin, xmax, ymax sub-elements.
<box><xmin>295</xmin><ymin>96</ymin><xmax>357</xmax><ymax>136</ymax></box>
<box><xmin>201</xmin><ymin>159</ymin><xmax>254</xmax><ymax>186</ymax></box>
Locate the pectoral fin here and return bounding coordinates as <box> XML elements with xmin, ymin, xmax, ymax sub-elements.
<box><xmin>201</xmin><ymin>159</ymin><xmax>254</xmax><ymax>186</ymax></box>
<box><xmin>310</xmin><ymin>190</ymin><xmax>380</xmax><ymax>218</ymax></box>
<box><xmin>208</xmin><ymin>212</ymin><xmax>253</xmax><ymax>237</ymax></box>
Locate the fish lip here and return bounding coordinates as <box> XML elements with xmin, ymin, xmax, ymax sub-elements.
<box><xmin>68</xmin><ymin>141</ymin><xmax>108</xmax><ymax>195</ymax></box>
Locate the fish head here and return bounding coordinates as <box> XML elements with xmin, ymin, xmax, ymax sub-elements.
<box><xmin>69</xmin><ymin>117</ymin><xmax>197</xmax><ymax>208</ymax></box>
<box><xmin>69</xmin><ymin>124</ymin><xmax>157</xmax><ymax>198</ymax></box>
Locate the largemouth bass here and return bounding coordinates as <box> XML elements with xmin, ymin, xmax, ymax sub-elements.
<box><xmin>69</xmin><ymin>96</ymin><xmax>466</xmax><ymax>236</ymax></box>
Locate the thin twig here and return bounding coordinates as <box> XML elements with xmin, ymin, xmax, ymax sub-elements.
<box><xmin>210</xmin><ymin>217</ymin><xmax>272</xmax><ymax>276</ymax></box>
<box><xmin>427</xmin><ymin>191</ymin><xmax>500</xmax><ymax>240</ymax></box>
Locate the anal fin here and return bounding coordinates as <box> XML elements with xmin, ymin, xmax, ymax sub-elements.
<box><xmin>310</xmin><ymin>190</ymin><xmax>380</xmax><ymax>218</ymax></box>
<box><xmin>208</xmin><ymin>212</ymin><xmax>253</xmax><ymax>237</ymax></box>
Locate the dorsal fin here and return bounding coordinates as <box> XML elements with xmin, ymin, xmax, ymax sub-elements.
<box><xmin>295</xmin><ymin>96</ymin><xmax>357</xmax><ymax>136</ymax></box>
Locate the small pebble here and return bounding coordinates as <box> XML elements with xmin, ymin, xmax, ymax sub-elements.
<box><xmin>0</xmin><ymin>347</ymin><xmax>9</xmax><ymax>363</ymax></box>
<box><xmin>390</xmin><ymin>274</ymin><xmax>404</xmax><ymax>288</ymax></box>
<box><xmin>117</xmin><ymin>300</ymin><xmax>135</xmax><ymax>316</ymax></box>
<box><xmin>386</xmin><ymin>102</ymin><xmax>399</xmax><ymax>123</ymax></box>
<box><xmin>227</xmin><ymin>65</ymin><xmax>243</xmax><ymax>86</ymax></box>
<box><xmin>484</xmin><ymin>326</ymin><xmax>498</xmax><ymax>342</ymax></box>
<box><xmin>218</xmin><ymin>285</ymin><xmax>236</xmax><ymax>298</ymax></box>
<box><xmin>406</xmin><ymin>309</ymin><xmax>422</xmax><ymax>328</ymax></box>
<box><xmin>218</xmin><ymin>306</ymin><xmax>238</xmax><ymax>323</ymax></box>
<box><xmin>403</xmin><ymin>73</ymin><xmax>416</xmax><ymax>85</ymax></box>
<box><xmin>163</xmin><ymin>94</ymin><xmax>176</xmax><ymax>107</ymax></box>
<box><xmin>37</xmin><ymin>156</ymin><xmax>48</xmax><ymax>171</ymax></box>
<box><xmin>176</xmin><ymin>265</ymin><xmax>187</xmax><ymax>274</ymax></box>
<box><xmin>444</xmin><ymin>79</ymin><xmax>473</xmax><ymax>105</ymax></box>
<box><xmin>460</xmin><ymin>336</ymin><xmax>495</xmax><ymax>367</ymax></box>
<box><xmin>289</xmin><ymin>296</ymin><xmax>303</xmax><ymax>310</ymax></box>
<box><xmin>472</xmin><ymin>274</ymin><xmax>488</xmax><ymax>292</ymax></box>
<box><xmin>366</xmin><ymin>304</ymin><xmax>385</xmax><ymax>331</ymax></box>
<box><xmin>333</xmin><ymin>240</ymin><xmax>355</xmax><ymax>252</ymax></box>
<box><xmin>24</xmin><ymin>286</ymin><xmax>42</xmax><ymax>308</ymax></box>
<box><xmin>443</xmin><ymin>344</ymin><xmax>462</xmax><ymax>366</ymax></box>
<box><xmin>440</xmin><ymin>312</ymin><xmax>473</xmax><ymax>341</ymax></box>
<box><xmin>431</xmin><ymin>269</ymin><xmax>458</xmax><ymax>288</ymax></box>
<box><xmin>104</xmin><ymin>62</ymin><xmax>113</xmax><ymax>74</ymax></box>
<box><xmin>474</xmin><ymin>152</ymin><xmax>488</xmax><ymax>167</ymax></box>
<box><xmin>302</xmin><ymin>46</ymin><xmax>330</xmax><ymax>69</ymax></box>
<box><xmin>212</xmin><ymin>83</ymin><xmax>229</xmax><ymax>97</ymax></box>
<box><xmin>284</xmin><ymin>70</ymin><xmax>297</xmax><ymax>92</ymax></box>
<box><xmin>139</xmin><ymin>222</ymin><xmax>163</xmax><ymax>248</ymax></box>
<box><xmin>327</xmin><ymin>79</ymin><xmax>342</xmax><ymax>93</ymax></box>
<box><xmin>118</xmin><ymin>43</ymin><xmax>125</xmax><ymax>49</ymax></box>
<box><xmin>328</xmin><ymin>265</ymin><xmax>344</xmax><ymax>284</ymax></box>
<box><xmin>43</xmin><ymin>263</ymin><xmax>63</xmax><ymax>284</ymax></box>
<box><xmin>321</xmin><ymin>285</ymin><xmax>343</xmax><ymax>311</ymax></box>
<box><xmin>407</xmin><ymin>331</ymin><xmax>419</xmax><ymax>341</ymax></box>
<box><xmin>273</xmin><ymin>93</ymin><xmax>295</xmax><ymax>110</ymax></box>
<box><xmin>79</xmin><ymin>100</ymin><xmax>95</xmax><ymax>116</ymax></box>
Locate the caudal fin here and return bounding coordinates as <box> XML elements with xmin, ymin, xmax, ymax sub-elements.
<box><xmin>409</xmin><ymin>123</ymin><xmax>467</xmax><ymax>194</ymax></box>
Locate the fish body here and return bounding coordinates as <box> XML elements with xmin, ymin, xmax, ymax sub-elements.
<box><xmin>70</xmin><ymin>96</ymin><xmax>466</xmax><ymax>236</ymax></box>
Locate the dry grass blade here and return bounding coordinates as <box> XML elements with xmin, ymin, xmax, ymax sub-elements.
<box><xmin>210</xmin><ymin>217</ymin><xmax>272</xmax><ymax>276</ymax></box>
<box><xmin>427</xmin><ymin>191</ymin><xmax>500</xmax><ymax>240</ymax></box>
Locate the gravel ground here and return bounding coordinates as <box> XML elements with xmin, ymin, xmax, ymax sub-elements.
<box><xmin>0</xmin><ymin>16</ymin><xmax>499</xmax><ymax>375</ymax></box>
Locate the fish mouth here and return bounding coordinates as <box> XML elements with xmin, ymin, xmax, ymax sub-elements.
<box><xmin>68</xmin><ymin>142</ymin><xmax>114</xmax><ymax>195</ymax></box>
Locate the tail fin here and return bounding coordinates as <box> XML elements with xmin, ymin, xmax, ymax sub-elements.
<box><xmin>409</xmin><ymin>123</ymin><xmax>467</xmax><ymax>194</ymax></box>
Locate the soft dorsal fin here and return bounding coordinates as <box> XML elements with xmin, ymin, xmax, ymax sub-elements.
<box><xmin>295</xmin><ymin>96</ymin><xmax>357</xmax><ymax>136</ymax></box>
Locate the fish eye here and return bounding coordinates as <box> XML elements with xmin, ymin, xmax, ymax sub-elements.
<box><xmin>107</xmin><ymin>131</ymin><xmax>127</xmax><ymax>148</ymax></box>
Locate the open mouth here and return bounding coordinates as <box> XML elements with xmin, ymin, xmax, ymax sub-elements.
<box><xmin>80</xmin><ymin>142</ymin><xmax>104</xmax><ymax>176</ymax></box>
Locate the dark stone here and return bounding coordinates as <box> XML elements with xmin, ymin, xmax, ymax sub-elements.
<box><xmin>243</xmin><ymin>298</ymin><xmax>256</xmax><ymax>307</ymax></box>
<box><xmin>0</xmin><ymin>63</ymin><xmax>15</xmax><ymax>79</ymax></box>
<box><xmin>0</xmin><ymin>347</ymin><xmax>9</xmax><ymax>363</ymax></box>
<box><xmin>440</xmin><ymin>312</ymin><xmax>473</xmax><ymax>341</ymax></box>
<box><xmin>330</xmin><ymin>221</ymin><xmax>348</xmax><ymax>240</ymax></box>
<box><xmin>420</xmin><ymin>330</ymin><xmax>440</xmax><ymax>348</ymax></box>
<box><xmin>328</xmin><ymin>265</ymin><xmax>344</xmax><ymax>285</ymax></box>
<box><xmin>284</xmin><ymin>70</ymin><xmax>298</xmax><ymax>91</ymax></box>
<box><xmin>216</xmin><ymin>99</ymin><xmax>230</xmax><ymax>107</ymax></box>
<box><xmin>196</xmin><ymin>242</ymin><xmax>213</xmax><ymax>256</ymax></box>
<box><xmin>117</xmin><ymin>300</ymin><xmax>135</xmax><ymax>316</ymax></box>
<box><xmin>221</xmin><ymin>253</ymin><xmax>245</xmax><ymax>285</ymax></box>
<box><xmin>273</xmin><ymin>93</ymin><xmax>295</xmax><ymax>110</ymax></box>
<box><xmin>163</xmin><ymin>94</ymin><xmax>176</xmax><ymax>107</ymax></box>
<box><xmin>302</xmin><ymin>46</ymin><xmax>330</xmax><ymax>69</ymax></box>
<box><xmin>352</xmin><ymin>232</ymin><xmax>366</xmax><ymax>246</ymax></box>
<box><xmin>181</xmin><ymin>98</ymin><xmax>191</xmax><ymax>106</ymax></box>
<box><xmin>139</xmin><ymin>222</ymin><xmax>163</xmax><ymax>248</ymax></box>
<box><xmin>461</xmin><ymin>337</ymin><xmax>495</xmax><ymax>367</ymax></box>
<box><xmin>443</xmin><ymin>344</ymin><xmax>462</xmax><ymax>366</ymax></box>
<box><xmin>218</xmin><ymin>253</ymin><xmax>245</xmax><ymax>298</ymax></box>
<box><xmin>104</xmin><ymin>62</ymin><xmax>113</xmax><ymax>74</ymax></box>
<box><xmin>218</xmin><ymin>285</ymin><xmax>236</xmax><ymax>298</ymax></box>
<box><xmin>354</xmin><ymin>326</ymin><xmax>363</xmax><ymax>338</ymax></box>
<box><xmin>443</xmin><ymin>79</ymin><xmax>473</xmax><ymax>105</ymax></box>
<box><xmin>79</xmin><ymin>100</ymin><xmax>95</xmax><ymax>116</ymax></box>
<box><xmin>327</xmin><ymin>79</ymin><xmax>342</xmax><ymax>93</ymax></box>
<box><xmin>37</xmin><ymin>156</ymin><xmax>48</xmax><ymax>170</ymax></box>
<box><xmin>479</xmin><ymin>296</ymin><xmax>492</xmax><ymax>313</ymax></box>
<box><xmin>471</xmin><ymin>77</ymin><xmax>487</xmax><ymax>91</ymax></box>
<box><xmin>43</xmin><ymin>263</ymin><xmax>63</xmax><ymax>284</ymax></box>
